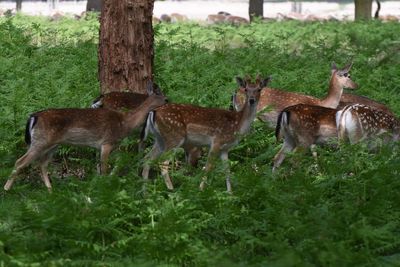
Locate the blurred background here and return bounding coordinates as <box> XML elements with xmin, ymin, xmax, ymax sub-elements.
<box><xmin>0</xmin><ymin>0</ymin><xmax>399</xmax><ymax>21</ymax></box>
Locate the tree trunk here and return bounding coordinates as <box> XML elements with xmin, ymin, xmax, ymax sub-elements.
<box><xmin>99</xmin><ymin>0</ymin><xmax>154</xmax><ymax>94</ymax></box>
<box><xmin>16</xmin><ymin>0</ymin><xmax>22</xmax><ymax>11</ymax></box>
<box><xmin>249</xmin><ymin>0</ymin><xmax>263</xmax><ymax>22</ymax></box>
<box><xmin>48</xmin><ymin>0</ymin><xmax>58</xmax><ymax>10</ymax></box>
<box><xmin>86</xmin><ymin>0</ymin><xmax>102</xmax><ymax>12</ymax></box>
<box><xmin>291</xmin><ymin>2</ymin><xmax>302</xmax><ymax>13</ymax></box>
<box><xmin>355</xmin><ymin>0</ymin><xmax>373</xmax><ymax>20</ymax></box>
<box><xmin>374</xmin><ymin>0</ymin><xmax>381</xmax><ymax>19</ymax></box>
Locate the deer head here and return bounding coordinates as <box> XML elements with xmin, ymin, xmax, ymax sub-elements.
<box><xmin>330</xmin><ymin>62</ymin><xmax>358</xmax><ymax>90</ymax></box>
<box><xmin>236</xmin><ymin>74</ymin><xmax>271</xmax><ymax>106</ymax></box>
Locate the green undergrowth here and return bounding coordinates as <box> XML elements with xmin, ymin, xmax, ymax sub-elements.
<box><xmin>0</xmin><ymin>15</ymin><xmax>400</xmax><ymax>266</ymax></box>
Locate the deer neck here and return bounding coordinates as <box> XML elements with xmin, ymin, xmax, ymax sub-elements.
<box><xmin>123</xmin><ymin>102</ymin><xmax>156</xmax><ymax>131</ymax></box>
<box><xmin>238</xmin><ymin>100</ymin><xmax>258</xmax><ymax>135</ymax></box>
<box><xmin>321</xmin><ymin>76</ymin><xmax>343</xmax><ymax>108</ymax></box>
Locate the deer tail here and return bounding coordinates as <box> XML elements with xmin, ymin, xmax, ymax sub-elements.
<box><xmin>25</xmin><ymin>115</ymin><xmax>37</xmax><ymax>145</ymax></box>
<box><xmin>91</xmin><ymin>94</ymin><xmax>104</xmax><ymax>108</ymax></box>
<box><xmin>275</xmin><ymin>110</ymin><xmax>289</xmax><ymax>142</ymax></box>
<box><xmin>141</xmin><ymin>111</ymin><xmax>165</xmax><ymax>151</ymax></box>
<box><xmin>336</xmin><ymin>105</ymin><xmax>354</xmax><ymax>142</ymax></box>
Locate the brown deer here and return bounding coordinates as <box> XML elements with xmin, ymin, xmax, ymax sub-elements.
<box><xmin>206</xmin><ymin>14</ymin><xmax>227</xmax><ymax>24</ymax></box>
<box><xmin>91</xmin><ymin>81</ymin><xmax>164</xmax><ymax>110</ymax></box>
<box><xmin>233</xmin><ymin>63</ymin><xmax>394</xmax><ymax>127</ymax></box>
<box><xmin>142</xmin><ymin>75</ymin><xmax>271</xmax><ymax>192</ymax></box>
<box><xmin>4</xmin><ymin>94</ymin><xmax>167</xmax><ymax>191</ymax></box>
<box><xmin>273</xmin><ymin>104</ymin><xmax>338</xmax><ymax>171</ymax></box>
<box><xmin>91</xmin><ymin>81</ymin><xmax>164</xmax><ymax>151</ymax></box>
<box><xmin>336</xmin><ymin>104</ymin><xmax>400</xmax><ymax>144</ymax></box>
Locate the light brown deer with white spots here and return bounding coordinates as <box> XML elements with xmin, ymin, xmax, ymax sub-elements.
<box><xmin>142</xmin><ymin>75</ymin><xmax>271</xmax><ymax>192</ymax></box>
<box><xmin>4</xmin><ymin>94</ymin><xmax>167</xmax><ymax>191</ymax></box>
<box><xmin>233</xmin><ymin>63</ymin><xmax>394</xmax><ymax>127</ymax></box>
<box><xmin>336</xmin><ymin>104</ymin><xmax>400</xmax><ymax>144</ymax></box>
<box><xmin>272</xmin><ymin>104</ymin><xmax>338</xmax><ymax>171</ymax></box>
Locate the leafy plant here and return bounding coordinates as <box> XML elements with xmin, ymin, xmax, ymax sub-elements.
<box><xmin>0</xmin><ymin>15</ymin><xmax>399</xmax><ymax>266</ymax></box>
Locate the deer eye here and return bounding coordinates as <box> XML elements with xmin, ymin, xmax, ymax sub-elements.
<box><xmin>244</xmin><ymin>88</ymin><xmax>248</xmax><ymax>92</ymax></box>
<box><xmin>343</xmin><ymin>73</ymin><xmax>348</xmax><ymax>77</ymax></box>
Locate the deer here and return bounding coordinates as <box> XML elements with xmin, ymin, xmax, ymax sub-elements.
<box><xmin>233</xmin><ymin>62</ymin><xmax>393</xmax><ymax>127</ymax></box>
<box><xmin>272</xmin><ymin>104</ymin><xmax>338</xmax><ymax>171</ymax></box>
<box><xmin>91</xmin><ymin>81</ymin><xmax>165</xmax><ymax>152</ymax></box>
<box><xmin>336</xmin><ymin>104</ymin><xmax>400</xmax><ymax>144</ymax></box>
<box><xmin>141</xmin><ymin>75</ymin><xmax>271</xmax><ymax>192</ymax></box>
<box><xmin>91</xmin><ymin>81</ymin><xmax>164</xmax><ymax>110</ymax></box>
<box><xmin>4</xmin><ymin>94</ymin><xmax>167</xmax><ymax>191</ymax></box>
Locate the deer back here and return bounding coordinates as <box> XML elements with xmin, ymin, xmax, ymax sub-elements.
<box><xmin>91</xmin><ymin>81</ymin><xmax>164</xmax><ymax>110</ymax></box>
<box><xmin>276</xmin><ymin>104</ymin><xmax>338</xmax><ymax>145</ymax></box>
<box><xmin>92</xmin><ymin>92</ymin><xmax>148</xmax><ymax>110</ymax></box>
<box><xmin>28</xmin><ymin>108</ymin><xmax>125</xmax><ymax>148</ymax></box>
<box><xmin>148</xmin><ymin>103</ymin><xmax>243</xmax><ymax>147</ymax></box>
<box><xmin>338</xmin><ymin>93</ymin><xmax>393</xmax><ymax>115</ymax></box>
<box><xmin>28</xmin><ymin>95</ymin><xmax>167</xmax><ymax>148</ymax></box>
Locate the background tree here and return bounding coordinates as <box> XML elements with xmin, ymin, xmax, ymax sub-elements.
<box><xmin>374</xmin><ymin>0</ymin><xmax>381</xmax><ymax>19</ymax></box>
<box><xmin>86</xmin><ymin>0</ymin><xmax>102</xmax><ymax>12</ymax></box>
<box><xmin>16</xmin><ymin>0</ymin><xmax>22</xmax><ymax>11</ymax></box>
<box><xmin>354</xmin><ymin>0</ymin><xmax>373</xmax><ymax>20</ymax></box>
<box><xmin>249</xmin><ymin>0</ymin><xmax>263</xmax><ymax>22</ymax></box>
<box><xmin>99</xmin><ymin>0</ymin><xmax>154</xmax><ymax>94</ymax></box>
<box><xmin>291</xmin><ymin>2</ymin><xmax>302</xmax><ymax>13</ymax></box>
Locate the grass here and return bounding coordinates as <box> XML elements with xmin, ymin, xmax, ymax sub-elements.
<box><xmin>0</xmin><ymin>14</ymin><xmax>400</xmax><ymax>266</ymax></box>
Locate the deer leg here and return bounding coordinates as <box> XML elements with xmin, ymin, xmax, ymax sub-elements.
<box><xmin>310</xmin><ymin>144</ymin><xmax>318</xmax><ymax>158</ymax></box>
<box><xmin>4</xmin><ymin>145</ymin><xmax>44</xmax><ymax>191</ymax></box>
<box><xmin>184</xmin><ymin>145</ymin><xmax>202</xmax><ymax>167</ymax></box>
<box><xmin>138</xmin><ymin>139</ymin><xmax>146</xmax><ymax>153</ymax></box>
<box><xmin>100</xmin><ymin>143</ymin><xmax>114</xmax><ymax>175</ymax></box>
<box><xmin>160</xmin><ymin>160</ymin><xmax>174</xmax><ymax>190</ymax></box>
<box><xmin>200</xmin><ymin>144</ymin><xmax>220</xmax><ymax>190</ymax></box>
<box><xmin>272</xmin><ymin>140</ymin><xmax>295</xmax><ymax>172</ymax></box>
<box><xmin>142</xmin><ymin>145</ymin><xmax>174</xmax><ymax>190</ymax></box>
<box><xmin>38</xmin><ymin>147</ymin><xmax>57</xmax><ymax>192</ymax></box>
<box><xmin>220</xmin><ymin>151</ymin><xmax>232</xmax><ymax>193</ymax></box>
<box><xmin>142</xmin><ymin>145</ymin><xmax>161</xmax><ymax>181</ymax></box>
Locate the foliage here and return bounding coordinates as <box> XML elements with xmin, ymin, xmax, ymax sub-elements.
<box><xmin>0</xmin><ymin>15</ymin><xmax>400</xmax><ymax>266</ymax></box>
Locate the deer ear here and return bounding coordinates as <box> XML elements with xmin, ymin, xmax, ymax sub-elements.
<box><xmin>146</xmin><ymin>80</ymin><xmax>154</xmax><ymax>95</ymax></box>
<box><xmin>229</xmin><ymin>94</ymin><xmax>236</xmax><ymax>111</ymax></box>
<box><xmin>343</xmin><ymin>62</ymin><xmax>353</xmax><ymax>72</ymax></box>
<box><xmin>152</xmin><ymin>83</ymin><xmax>164</xmax><ymax>96</ymax></box>
<box><xmin>255</xmin><ymin>74</ymin><xmax>262</xmax><ymax>84</ymax></box>
<box><xmin>236</xmin><ymin>76</ymin><xmax>245</xmax><ymax>88</ymax></box>
<box><xmin>260</xmin><ymin>76</ymin><xmax>272</xmax><ymax>88</ymax></box>
<box><xmin>331</xmin><ymin>62</ymin><xmax>338</xmax><ymax>74</ymax></box>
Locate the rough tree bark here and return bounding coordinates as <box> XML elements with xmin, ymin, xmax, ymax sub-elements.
<box><xmin>86</xmin><ymin>0</ymin><xmax>102</xmax><ymax>12</ymax></box>
<box><xmin>99</xmin><ymin>0</ymin><xmax>154</xmax><ymax>94</ymax></box>
<box><xmin>355</xmin><ymin>0</ymin><xmax>373</xmax><ymax>20</ymax></box>
<box><xmin>249</xmin><ymin>0</ymin><xmax>263</xmax><ymax>22</ymax></box>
